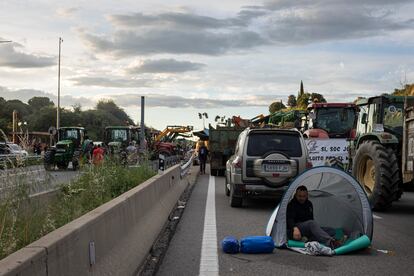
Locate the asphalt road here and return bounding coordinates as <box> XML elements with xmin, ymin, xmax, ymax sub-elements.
<box><xmin>157</xmin><ymin>165</ymin><xmax>414</xmax><ymax>276</ymax></box>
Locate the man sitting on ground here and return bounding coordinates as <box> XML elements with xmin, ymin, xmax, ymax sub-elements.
<box><xmin>287</xmin><ymin>185</ymin><xmax>341</xmax><ymax>249</ymax></box>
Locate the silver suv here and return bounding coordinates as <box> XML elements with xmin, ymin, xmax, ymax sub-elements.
<box><xmin>225</xmin><ymin>128</ymin><xmax>311</xmax><ymax>207</ymax></box>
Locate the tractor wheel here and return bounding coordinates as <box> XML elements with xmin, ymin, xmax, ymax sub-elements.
<box><xmin>44</xmin><ymin>150</ymin><xmax>55</xmax><ymax>171</ymax></box>
<box><xmin>57</xmin><ymin>162</ymin><xmax>69</xmax><ymax>170</ymax></box>
<box><xmin>352</xmin><ymin>140</ymin><xmax>400</xmax><ymax>211</ymax></box>
<box><xmin>72</xmin><ymin>151</ymin><xmax>81</xmax><ymax>171</ymax></box>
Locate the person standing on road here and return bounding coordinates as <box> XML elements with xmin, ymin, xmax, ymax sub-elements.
<box><xmin>287</xmin><ymin>186</ymin><xmax>341</xmax><ymax>249</ymax></box>
<box><xmin>92</xmin><ymin>144</ymin><xmax>104</xmax><ymax>165</ymax></box>
<box><xmin>198</xmin><ymin>141</ymin><xmax>209</xmax><ymax>174</ymax></box>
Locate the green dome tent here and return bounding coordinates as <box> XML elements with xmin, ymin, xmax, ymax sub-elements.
<box><xmin>266</xmin><ymin>167</ymin><xmax>373</xmax><ymax>255</ymax></box>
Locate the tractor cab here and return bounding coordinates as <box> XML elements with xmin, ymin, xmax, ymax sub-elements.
<box><xmin>305</xmin><ymin>103</ymin><xmax>358</xmax><ymax>139</ymax></box>
<box><xmin>59</xmin><ymin>127</ymin><xmax>85</xmax><ymax>148</ymax></box>
<box><xmin>104</xmin><ymin>126</ymin><xmax>140</xmax><ymax>154</ymax></box>
<box><xmin>355</xmin><ymin>96</ymin><xmax>410</xmax><ymax>141</ymax></box>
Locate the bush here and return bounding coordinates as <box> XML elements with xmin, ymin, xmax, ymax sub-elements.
<box><xmin>0</xmin><ymin>161</ymin><xmax>155</xmax><ymax>260</ymax></box>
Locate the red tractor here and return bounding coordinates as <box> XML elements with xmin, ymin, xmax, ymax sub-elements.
<box><xmin>303</xmin><ymin>103</ymin><xmax>358</xmax><ymax>139</ymax></box>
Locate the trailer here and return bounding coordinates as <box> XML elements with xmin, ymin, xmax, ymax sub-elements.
<box><xmin>209</xmin><ymin>125</ymin><xmax>245</xmax><ymax>176</ymax></box>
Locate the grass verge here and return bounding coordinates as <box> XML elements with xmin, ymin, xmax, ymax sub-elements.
<box><xmin>0</xmin><ymin>161</ymin><xmax>155</xmax><ymax>260</ymax></box>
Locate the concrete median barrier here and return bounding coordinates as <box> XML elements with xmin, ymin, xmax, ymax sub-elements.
<box><xmin>0</xmin><ymin>165</ymin><xmax>187</xmax><ymax>276</ymax></box>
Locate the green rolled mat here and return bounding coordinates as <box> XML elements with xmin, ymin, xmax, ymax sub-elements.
<box><xmin>287</xmin><ymin>240</ymin><xmax>306</xmax><ymax>248</ymax></box>
<box><xmin>334</xmin><ymin>228</ymin><xmax>344</xmax><ymax>241</ymax></box>
<box><xmin>334</xmin><ymin>235</ymin><xmax>371</xmax><ymax>255</ymax></box>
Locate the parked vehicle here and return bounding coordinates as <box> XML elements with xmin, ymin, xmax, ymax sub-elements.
<box><xmin>351</xmin><ymin>95</ymin><xmax>414</xmax><ymax>210</ymax></box>
<box><xmin>225</xmin><ymin>127</ymin><xmax>311</xmax><ymax>207</ymax></box>
<box><xmin>44</xmin><ymin>127</ymin><xmax>85</xmax><ymax>170</ymax></box>
<box><xmin>0</xmin><ymin>142</ymin><xmax>28</xmax><ymax>157</ymax></box>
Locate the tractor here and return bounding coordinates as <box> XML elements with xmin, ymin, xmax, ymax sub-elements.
<box><xmin>104</xmin><ymin>126</ymin><xmax>140</xmax><ymax>154</ymax></box>
<box><xmin>351</xmin><ymin>95</ymin><xmax>414</xmax><ymax>210</ymax></box>
<box><xmin>44</xmin><ymin>127</ymin><xmax>85</xmax><ymax>170</ymax></box>
<box><xmin>303</xmin><ymin>103</ymin><xmax>358</xmax><ymax>139</ymax></box>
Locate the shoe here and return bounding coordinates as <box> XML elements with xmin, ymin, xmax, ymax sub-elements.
<box><xmin>330</xmin><ymin>240</ymin><xmax>343</xmax><ymax>249</ymax></box>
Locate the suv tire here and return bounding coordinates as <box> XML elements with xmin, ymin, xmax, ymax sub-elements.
<box><xmin>225</xmin><ymin>174</ymin><xmax>230</xmax><ymax>196</ymax></box>
<box><xmin>229</xmin><ymin>183</ymin><xmax>243</xmax><ymax>207</ymax></box>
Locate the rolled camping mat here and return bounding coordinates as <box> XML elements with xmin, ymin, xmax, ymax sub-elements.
<box><xmin>334</xmin><ymin>235</ymin><xmax>371</xmax><ymax>255</ymax></box>
<box><xmin>287</xmin><ymin>240</ymin><xmax>305</xmax><ymax>248</ymax></box>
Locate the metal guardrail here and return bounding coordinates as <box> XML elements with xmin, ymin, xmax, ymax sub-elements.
<box><xmin>180</xmin><ymin>150</ymin><xmax>195</xmax><ymax>178</ymax></box>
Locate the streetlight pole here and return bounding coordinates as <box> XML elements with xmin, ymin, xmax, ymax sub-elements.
<box><xmin>57</xmin><ymin>37</ymin><xmax>63</xmax><ymax>139</ymax></box>
<box><xmin>198</xmin><ymin>112</ymin><xmax>208</xmax><ymax>129</ymax></box>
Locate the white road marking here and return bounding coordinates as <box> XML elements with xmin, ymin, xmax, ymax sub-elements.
<box><xmin>373</xmin><ymin>214</ymin><xmax>382</xmax><ymax>220</ymax></box>
<box><xmin>199</xmin><ymin>175</ymin><xmax>219</xmax><ymax>276</ymax></box>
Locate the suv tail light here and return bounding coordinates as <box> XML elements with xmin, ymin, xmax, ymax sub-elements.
<box><xmin>306</xmin><ymin>158</ymin><xmax>313</xmax><ymax>169</ymax></box>
<box><xmin>232</xmin><ymin>156</ymin><xmax>243</xmax><ymax>174</ymax></box>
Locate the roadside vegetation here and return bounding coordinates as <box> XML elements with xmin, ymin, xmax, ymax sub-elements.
<box><xmin>0</xmin><ymin>161</ymin><xmax>155</xmax><ymax>260</ymax></box>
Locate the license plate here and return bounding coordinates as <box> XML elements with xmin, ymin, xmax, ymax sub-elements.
<box><xmin>263</xmin><ymin>164</ymin><xmax>289</xmax><ymax>172</ymax></box>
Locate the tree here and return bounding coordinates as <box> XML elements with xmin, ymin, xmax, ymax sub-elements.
<box><xmin>96</xmin><ymin>99</ymin><xmax>134</xmax><ymax>125</ymax></box>
<box><xmin>297</xmin><ymin>93</ymin><xmax>310</xmax><ymax>109</ymax></box>
<box><xmin>393</xmin><ymin>84</ymin><xmax>414</xmax><ymax>96</ymax></box>
<box><xmin>28</xmin><ymin>97</ymin><xmax>54</xmax><ymax>111</ymax></box>
<box><xmin>269</xmin><ymin>101</ymin><xmax>286</xmax><ymax>113</ymax></box>
<box><xmin>309</xmin><ymin>93</ymin><xmax>327</xmax><ymax>103</ymax></box>
<box><xmin>287</xmin><ymin>95</ymin><xmax>297</xmax><ymax>107</ymax></box>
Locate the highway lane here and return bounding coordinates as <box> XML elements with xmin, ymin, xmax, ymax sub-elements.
<box><xmin>157</xmin><ymin>165</ymin><xmax>414</xmax><ymax>276</ymax></box>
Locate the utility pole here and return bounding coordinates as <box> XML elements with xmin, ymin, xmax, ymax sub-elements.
<box><xmin>12</xmin><ymin>110</ymin><xmax>17</xmax><ymax>143</ymax></box>
<box><xmin>57</xmin><ymin>37</ymin><xmax>63</xmax><ymax>140</ymax></box>
<box><xmin>140</xmin><ymin>96</ymin><xmax>145</xmax><ymax>152</ymax></box>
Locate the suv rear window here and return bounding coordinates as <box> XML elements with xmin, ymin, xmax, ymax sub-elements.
<box><xmin>246</xmin><ymin>132</ymin><xmax>302</xmax><ymax>157</ymax></box>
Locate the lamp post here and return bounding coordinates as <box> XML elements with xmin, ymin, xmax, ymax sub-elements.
<box><xmin>57</xmin><ymin>37</ymin><xmax>63</xmax><ymax>140</ymax></box>
<box><xmin>198</xmin><ymin>112</ymin><xmax>208</xmax><ymax>129</ymax></box>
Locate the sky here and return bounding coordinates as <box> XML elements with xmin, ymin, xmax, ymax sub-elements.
<box><xmin>1</xmin><ymin>0</ymin><xmax>414</xmax><ymax>130</ymax></box>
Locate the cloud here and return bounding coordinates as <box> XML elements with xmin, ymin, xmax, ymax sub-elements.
<box><xmin>264</xmin><ymin>0</ymin><xmax>413</xmax><ymax>10</ymax></box>
<box><xmin>70</xmin><ymin>76</ymin><xmax>152</xmax><ymax>88</ymax></box>
<box><xmin>109</xmin><ymin>12</ymin><xmax>235</xmax><ymax>29</ymax></box>
<box><xmin>127</xmin><ymin>59</ymin><xmax>205</xmax><ymax>74</ymax></box>
<box><xmin>0</xmin><ymin>40</ymin><xmax>56</xmax><ymax>68</ymax></box>
<box><xmin>78</xmin><ymin>0</ymin><xmax>414</xmax><ymax>58</ymax></box>
<box><xmin>0</xmin><ymin>86</ymin><xmax>94</xmax><ymax>107</ymax></box>
<box><xmin>108</xmin><ymin>8</ymin><xmax>266</xmax><ymax>30</ymax></box>
<box><xmin>78</xmin><ymin>28</ymin><xmax>267</xmax><ymax>57</ymax></box>
<box><xmin>56</xmin><ymin>7</ymin><xmax>79</xmax><ymax>18</ymax></box>
<box><xmin>108</xmin><ymin>93</ymin><xmax>278</xmax><ymax>109</ymax></box>
<box><xmin>262</xmin><ymin>0</ymin><xmax>414</xmax><ymax>44</ymax></box>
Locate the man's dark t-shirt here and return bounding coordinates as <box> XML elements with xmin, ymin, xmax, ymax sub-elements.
<box><xmin>286</xmin><ymin>197</ymin><xmax>314</xmax><ymax>239</ymax></box>
<box><xmin>198</xmin><ymin>146</ymin><xmax>208</xmax><ymax>161</ymax></box>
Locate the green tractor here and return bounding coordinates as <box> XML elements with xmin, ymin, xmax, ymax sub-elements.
<box><xmin>104</xmin><ymin>126</ymin><xmax>140</xmax><ymax>155</ymax></box>
<box><xmin>351</xmin><ymin>95</ymin><xmax>414</xmax><ymax>210</ymax></box>
<box><xmin>44</xmin><ymin>127</ymin><xmax>86</xmax><ymax>171</ymax></box>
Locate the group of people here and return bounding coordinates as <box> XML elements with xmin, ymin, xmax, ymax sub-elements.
<box><xmin>82</xmin><ymin>136</ymin><xmax>105</xmax><ymax>165</ymax></box>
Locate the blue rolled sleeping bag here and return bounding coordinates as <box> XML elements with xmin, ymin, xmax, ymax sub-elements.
<box><xmin>222</xmin><ymin>236</ymin><xmax>240</xmax><ymax>254</ymax></box>
<box><xmin>240</xmin><ymin>236</ymin><xmax>275</xmax><ymax>254</ymax></box>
